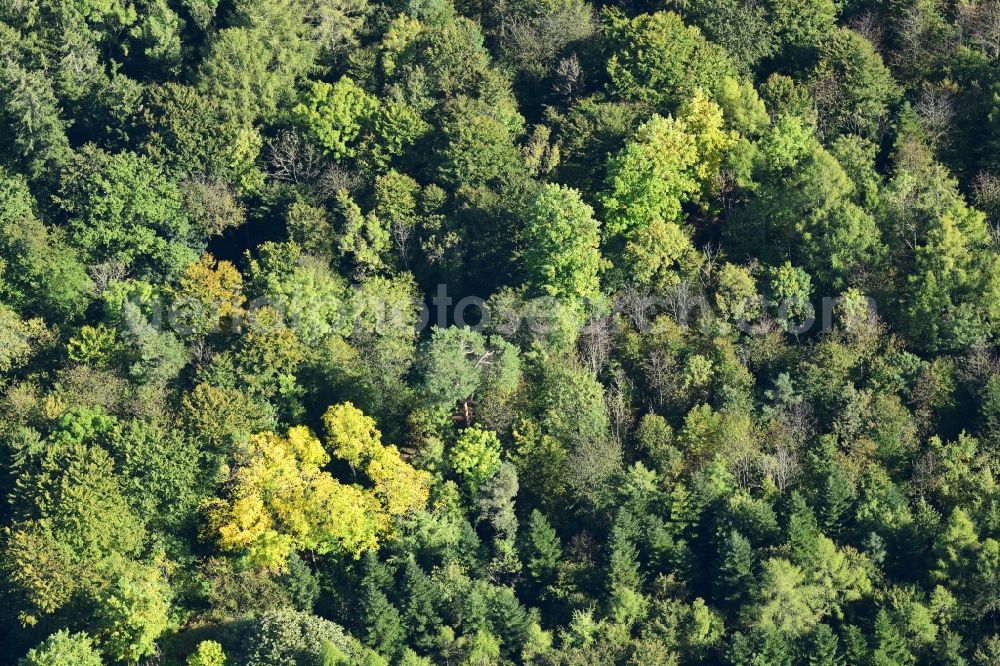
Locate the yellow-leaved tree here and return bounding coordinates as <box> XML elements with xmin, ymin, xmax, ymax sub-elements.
<box><xmin>323</xmin><ymin>402</ymin><xmax>431</xmax><ymax>518</ymax></box>
<box><xmin>169</xmin><ymin>253</ymin><xmax>245</xmax><ymax>339</ymax></box>
<box><xmin>207</xmin><ymin>404</ymin><xmax>429</xmax><ymax>571</ymax></box>
<box><xmin>206</xmin><ymin>426</ymin><xmax>382</xmax><ymax>570</ymax></box>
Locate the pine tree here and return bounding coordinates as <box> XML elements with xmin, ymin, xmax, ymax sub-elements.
<box><xmin>716</xmin><ymin>529</ymin><xmax>754</xmax><ymax>605</ymax></box>
<box><xmin>522</xmin><ymin>509</ymin><xmax>562</xmax><ymax>592</ymax></box>
<box><xmin>400</xmin><ymin>558</ymin><xmax>440</xmax><ymax>650</ymax></box>
<box><xmin>787</xmin><ymin>492</ymin><xmax>821</xmax><ymax>569</ymax></box>
<box><xmin>818</xmin><ymin>468</ymin><xmax>854</xmax><ymax>534</ymax></box>
<box><xmin>355</xmin><ymin>553</ymin><xmax>404</xmax><ymax>659</ymax></box>
<box><xmin>933</xmin><ymin>507</ymin><xmax>981</xmax><ymax>585</ymax></box>
<box><xmin>872</xmin><ymin>610</ymin><xmax>914</xmax><ymax>666</ymax></box>
<box><xmin>608</xmin><ymin>512</ymin><xmax>643</xmax><ymax>592</ymax></box>
<box><xmin>669</xmin><ymin>483</ymin><xmax>697</xmax><ymax>534</ymax></box>
<box><xmin>607</xmin><ymin>511</ymin><xmax>648</xmax><ymax>625</ymax></box>
<box><xmin>808</xmin><ymin>624</ymin><xmax>843</xmax><ymax>666</ymax></box>
<box><xmin>758</xmin><ymin>629</ymin><xmax>794</xmax><ymax>666</ymax></box>
<box><xmin>841</xmin><ymin>625</ymin><xmax>869</xmax><ymax>664</ymax></box>
<box><xmin>361</xmin><ymin>584</ymin><xmax>405</xmax><ymax>661</ymax></box>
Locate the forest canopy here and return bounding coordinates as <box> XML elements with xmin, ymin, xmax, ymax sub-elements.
<box><xmin>0</xmin><ymin>0</ymin><xmax>999</xmax><ymax>664</ymax></box>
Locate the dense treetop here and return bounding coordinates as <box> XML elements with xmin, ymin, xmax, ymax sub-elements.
<box><xmin>0</xmin><ymin>0</ymin><xmax>999</xmax><ymax>663</ymax></box>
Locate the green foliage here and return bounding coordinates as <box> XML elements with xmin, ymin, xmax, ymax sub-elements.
<box><xmin>420</xmin><ymin>327</ymin><xmax>518</xmax><ymax>411</ymax></box>
<box><xmin>521</xmin><ymin>184</ymin><xmax>605</xmax><ymax>300</ymax></box>
<box><xmin>754</xmin><ymin>558</ymin><xmax>821</xmax><ymax>636</ymax></box>
<box><xmin>0</xmin><ymin>305</ymin><xmax>51</xmax><ymax>374</ymax></box>
<box><xmin>716</xmin><ymin>529</ymin><xmax>753</xmax><ymax>603</ymax></box>
<box><xmin>767</xmin><ymin>262</ymin><xmax>814</xmax><ymax>329</ymax></box>
<box><xmin>0</xmin><ymin>171</ymin><xmax>92</xmax><ymax>320</ymax></box>
<box><xmin>56</xmin><ymin>145</ymin><xmax>198</xmax><ymax>276</ymax></box>
<box><xmin>769</xmin><ymin>0</ymin><xmax>836</xmax><ymax>50</ymax></box>
<box><xmin>130</xmin><ymin>0</ymin><xmax>182</xmax><ymax>73</ymax></box>
<box><xmin>0</xmin><ymin>61</ymin><xmax>71</xmax><ymax>179</ymax></box>
<box><xmin>601</xmin><ymin>115</ymin><xmax>699</xmax><ymax>290</ymax></box>
<box><xmin>811</xmin><ymin>28</ymin><xmax>900</xmax><ymax>139</ymax></box>
<box><xmin>523</xmin><ymin>509</ymin><xmax>562</xmax><ymax>591</ymax></box>
<box><xmin>197</xmin><ymin>0</ymin><xmax>318</xmax><ymax>123</ymax></box>
<box><xmin>187</xmin><ymin>640</ymin><xmax>226</xmax><ymax>666</ymax></box>
<box><xmin>885</xmin><ymin>161</ymin><xmax>1000</xmax><ymax>350</ymax></box>
<box><xmin>247</xmin><ymin>242</ymin><xmax>354</xmax><ymax>345</ymax></box>
<box><xmin>360</xmin><ymin>582</ymin><xmax>405</xmax><ymax>659</ymax></box>
<box><xmin>95</xmin><ymin>562</ymin><xmax>172</xmax><ymax>664</ymax></box>
<box><xmin>450</xmin><ymin>426</ymin><xmax>503</xmax><ymax>493</ymax></box>
<box><xmin>530</xmin><ymin>355</ymin><xmax>618</xmax><ymax>508</ymax></box>
<box><xmin>17</xmin><ymin>631</ymin><xmax>102</xmax><ymax>666</ymax></box>
<box><xmin>108</xmin><ymin>419</ymin><xmax>203</xmax><ymax>531</ymax></box>
<box><xmin>335</xmin><ymin>190</ymin><xmax>391</xmax><ymax>276</ymax></box>
<box><xmin>605</xmin><ymin>10</ymin><xmax>737</xmax><ymax>111</ymax></box>
<box><xmin>2</xmin><ymin>0</ymin><xmax>1000</xmax><ymax>661</ymax></box>
<box><xmin>293</xmin><ymin>77</ymin><xmax>379</xmax><ymax>160</ymax></box>
<box><xmin>142</xmin><ymin>83</ymin><xmax>264</xmax><ymax>193</ymax></box>
<box><xmin>437</xmin><ymin>95</ymin><xmax>526</xmax><ymax>188</ymax></box>
<box><xmin>682</xmin><ymin>0</ymin><xmax>776</xmax><ymax>73</ymax></box>
<box><xmin>732</xmin><ymin>114</ymin><xmax>884</xmax><ymax>289</ymax></box>
<box><xmin>600</xmin><ymin>90</ymin><xmax>737</xmax><ymax>293</ymax></box>
<box><xmin>602</xmin><ymin>112</ymin><xmax>692</xmax><ymax>237</ymax></box>
<box><xmin>4</xmin><ymin>436</ymin><xmax>146</xmax><ymax>624</ymax></box>
<box><xmin>241</xmin><ymin>609</ymin><xmax>363</xmax><ymax>666</ymax></box>
<box><xmin>807</xmin><ymin>625</ymin><xmax>843</xmax><ymax>666</ymax></box>
<box><xmin>715</xmin><ymin>263</ymin><xmax>761</xmax><ymax>327</ymax></box>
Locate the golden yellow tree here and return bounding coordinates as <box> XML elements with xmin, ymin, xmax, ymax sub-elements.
<box><xmin>206</xmin><ymin>426</ymin><xmax>382</xmax><ymax>570</ymax></box>
<box><xmin>323</xmin><ymin>402</ymin><xmax>431</xmax><ymax>518</ymax></box>
<box><xmin>208</xmin><ymin>405</ymin><xmax>429</xmax><ymax>571</ymax></box>
<box><xmin>169</xmin><ymin>253</ymin><xmax>245</xmax><ymax>337</ymax></box>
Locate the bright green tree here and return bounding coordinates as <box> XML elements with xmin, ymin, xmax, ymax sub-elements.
<box><xmin>754</xmin><ymin>558</ymin><xmax>822</xmax><ymax>636</ymax></box>
<box><xmin>521</xmin><ymin>183</ymin><xmax>605</xmax><ymax>301</ymax></box>
<box><xmin>334</xmin><ymin>190</ymin><xmax>391</xmax><ymax>277</ymax></box>
<box><xmin>0</xmin><ymin>171</ymin><xmax>92</xmax><ymax>321</ymax></box>
<box><xmin>95</xmin><ymin>563</ymin><xmax>172</xmax><ymax>664</ymax></box>
<box><xmin>17</xmin><ymin>631</ymin><xmax>102</xmax><ymax>666</ymax></box>
<box><xmin>769</xmin><ymin>0</ymin><xmax>836</xmax><ymax>50</ymax></box>
<box><xmin>197</xmin><ymin>0</ymin><xmax>318</xmax><ymax>123</ymax></box>
<box><xmin>714</xmin><ymin>262</ymin><xmax>761</xmax><ymax>326</ymax></box>
<box><xmin>4</xmin><ymin>436</ymin><xmax>146</xmax><ymax>625</ymax></box>
<box><xmin>450</xmin><ymin>426</ymin><xmax>503</xmax><ymax>494</ymax></box>
<box><xmin>246</xmin><ymin>242</ymin><xmax>354</xmax><ymax>345</ymax></box>
<box><xmin>292</xmin><ymin>77</ymin><xmax>378</xmax><ymax>160</ymax></box>
<box><xmin>56</xmin><ymin>145</ymin><xmax>198</xmax><ymax>277</ymax></box>
<box><xmin>732</xmin><ymin>114</ymin><xmax>884</xmax><ymax>289</ymax></box>
<box><xmin>768</xmin><ymin>262</ymin><xmax>814</xmax><ymax>331</ymax></box>
<box><xmin>601</xmin><ymin>114</ymin><xmax>700</xmax><ymax>291</ymax></box>
<box><xmin>187</xmin><ymin>641</ymin><xmax>226</xmax><ymax>666</ymax></box>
